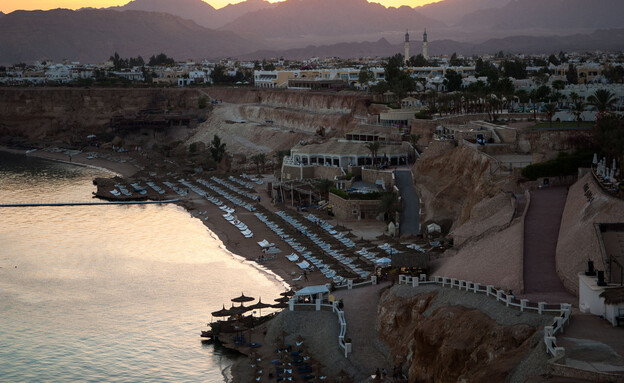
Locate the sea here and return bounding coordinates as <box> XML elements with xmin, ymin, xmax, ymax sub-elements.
<box><xmin>0</xmin><ymin>151</ymin><xmax>285</xmax><ymax>382</ymax></box>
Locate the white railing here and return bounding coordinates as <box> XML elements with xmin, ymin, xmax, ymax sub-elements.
<box><xmin>290</xmin><ymin>300</ymin><xmax>351</xmax><ymax>358</ymax></box>
<box><xmin>398</xmin><ymin>274</ymin><xmax>572</xmax><ymax>357</ymax></box>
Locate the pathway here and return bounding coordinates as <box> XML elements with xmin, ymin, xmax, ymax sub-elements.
<box><xmin>522</xmin><ymin>187</ymin><xmax>575</xmax><ymax>303</ymax></box>
<box><xmin>394</xmin><ymin>170</ymin><xmax>420</xmax><ymax>236</ymax></box>
<box><xmin>333</xmin><ymin>282</ymin><xmax>392</xmax><ymax>376</ymax></box>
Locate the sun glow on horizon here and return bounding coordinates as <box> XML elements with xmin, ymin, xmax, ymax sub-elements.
<box><xmin>0</xmin><ymin>0</ymin><xmax>442</xmax><ymax>14</ymax></box>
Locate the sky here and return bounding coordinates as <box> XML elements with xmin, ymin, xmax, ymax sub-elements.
<box><xmin>0</xmin><ymin>0</ymin><xmax>441</xmax><ymax>13</ymax></box>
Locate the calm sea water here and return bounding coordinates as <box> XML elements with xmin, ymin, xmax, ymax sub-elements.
<box><xmin>0</xmin><ymin>152</ymin><xmax>285</xmax><ymax>382</ymax></box>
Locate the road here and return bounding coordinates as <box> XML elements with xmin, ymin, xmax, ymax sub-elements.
<box><xmin>394</xmin><ymin>169</ymin><xmax>420</xmax><ymax>236</ymax></box>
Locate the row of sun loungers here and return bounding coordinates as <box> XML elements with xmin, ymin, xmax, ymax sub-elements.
<box><xmin>146</xmin><ymin>181</ymin><xmax>165</xmax><ymax>195</ymax></box>
<box><xmin>195</xmin><ymin>179</ymin><xmax>256</xmax><ymax>212</ymax></box>
<box><xmin>355</xmin><ymin>248</ymin><xmax>381</xmax><ymax>263</ymax></box>
<box><xmin>228</xmin><ymin>175</ymin><xmax>255</xmax><ymax>190</ymax></box>
<box><xmin>254</xmin><ymin>212</ymin><xmax>346</xmax><ymax>284</ymax></box>
<box><xmin>211</xmin><ymin>176</ymin><xmax>260</xmax><ymax>201</ymax></box>
<box><xmin>378</xmin><ymin>242</ymin><xmax>401</xmax><ymax>255</ymax></box>
<box><xmin>221</xmin><ymin>205</ymin><xmax>254</xmax><ymax>238</ymax></box>
<box><xmin>240</xmin><ymin>173</ymin><xmax>264</xmax><ymax>185</ymax></box>
<box><xmin>406</xmin><ymin>243</ymin><xmax>426</xmax><ymax>253</ymax></box>
<box><xmin>163</xmin><ymin>181</ymin><xmax>187</xmax><ymax>197</ymax></box>
<box><xmin>305</xmin><ymin>214</ymin><xmax>356</xmax><ymax>248</ymax></box>
<box><xmin>277</xmin><ymin>211</ymin><xmax>369</xmax><ymax>280</ymax></box>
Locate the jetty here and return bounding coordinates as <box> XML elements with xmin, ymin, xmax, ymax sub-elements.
<box><xmin>0</xmin><ymin>199</ymin><xmax>180</xmax><ymax>208</ymax></box>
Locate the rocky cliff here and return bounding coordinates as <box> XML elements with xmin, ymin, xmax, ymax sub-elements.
<box><xmin>556</xmin><ymin>173</ymin><xmax>624</xmax><ymax>294</ymax></box>
<box><xmin>0</xmin><ymin>88</ymin><xmax>203</xmax><ymax>147</ymax></box>
<box><xmin>377</xmin><ymin>286</ymin><xmax>549</xmax><ymax>382</ymax></box>
<box><xmin>413</xmin><ymin>144</ymin><xmax>512</xmax><ymax>230</ymax></box>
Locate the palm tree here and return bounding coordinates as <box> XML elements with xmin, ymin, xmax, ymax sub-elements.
<box><xmin>379</xmin><ymin>192</ymin><xmax>399</xmax><ymax>223</ymax></box>
<box><xmin>544</xmin><ymin>103</ymin><xmax>558</xmax><ymax>128</ymax></box>
<box><xmin>588</xmin><ymin>89</ymin><xmax>617</xmax><ymax>113</ymax></box>
<box><xmin>209</xmin><ymin>135</ymin><xmax>227</xmax><ymax>163</ymax></box>
<box><xmin>315</xmin><ymin>178</ymin><xmax>334</xmax><ymax>201</ymax></box>
<box><xmin>251</xmin><ymin>153</ymin><xmax>266</xmax><ymax>174</ymax></box>
<box><xmin>570</xmin><ymin>100</ymin><xmax>586</xmax><ymax>127</ymax></box>
<box><xmin>365</xmin><ymin>141</ymin><xmax>381</xmax><ymax>167</ymax></box>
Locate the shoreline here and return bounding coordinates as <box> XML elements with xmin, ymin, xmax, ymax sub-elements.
<box><xmin>0</xmin><ymin>145</ymin><xmax>311</xmax><ymax>291</ymax></box>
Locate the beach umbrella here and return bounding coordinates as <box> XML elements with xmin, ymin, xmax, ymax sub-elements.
<box><xmin>375</xmin><ymin>257</ymin><xmax>392</xmax><ymax>266</ymax></box>
<box><xmin>280</xmin><ymin>289</ymin><xmax>295</xmax><ymax>297</ymax></box>
<box><xmin>274</xmin><ymin>296</ymin><xmax>290</xmax><ymax>303</ymax></box>
<box><xmin>248</xmin><ymin>298</ymin><xmax>272</xmax><ymax>316</ymax></box>
<box><xmin>272</xmin><ymin>302</ymin><xmax>288</xmax><ymax>309</ymax></box>
<box><xmin>231</xmin><ymin>292</ymin><xmax>255</xmax><ymax>303</ymax></box>
<box><xmin>211</xmin><ymin>304</ymin><xmax>231</xmax><ymax>317</ymax></box>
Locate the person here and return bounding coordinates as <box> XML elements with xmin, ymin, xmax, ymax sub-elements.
<box><xmin>303</xmin><ymin>269</ymin><xmax>308</xmax><ymax>281</ymax></box>
<box><xmin>382</xmin><ymin>368</ymin><xmax>387</xmax><ymax>378</ymax></box>
<box><xmin>375</xmin><ymin>368</ymin><xmax>381</xmax><ymax>380</ymax></box>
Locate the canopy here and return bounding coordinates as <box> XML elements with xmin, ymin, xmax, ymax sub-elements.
<box><xmin>294</xmin><ymin>285</ymin><xmax>329</xmax><ymax>297</ymax></box>
<box><xmin>248</xmin><ymin>299</ymin><xmax>272</xmax><ymax>310</ymax></box>
<box><xmin>375</xmin><ymin>257</ymin><xmax>392</xmax><ymax>266</ymax></box>
<box><xmin>280</xmin><ymin>289</ymin><xmax>295</xmax><ymax>297</ymax></box>
<box><xmin>274</xmin><ymin>296</ymin><xmax>290</xmax><ymax>303</ymax></box>
<box><xmin>231</xmin><ymin>293</ymin><xmax>255</xmax><ymax>303</ymax></box>
<box><xmin>211</xmin><ymin>305</ymin><xmax>230</xmax><ymax>317</ymax></box>
<box><xmin>272</xmin><ymin>302</ymin><xmax>289</xmax><ymax>309</ymax></box>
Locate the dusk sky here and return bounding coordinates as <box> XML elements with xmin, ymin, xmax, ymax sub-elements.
<box><xmin>0</xmin><ymin>0</ymin><xmax>441</xmax><ymax>13</ymax></box>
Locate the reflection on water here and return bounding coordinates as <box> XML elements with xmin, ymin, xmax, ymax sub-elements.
<box><xmin>0</xmin><ymin>152</ymin><xmax>285</xmax><ymax>382</ymax></box>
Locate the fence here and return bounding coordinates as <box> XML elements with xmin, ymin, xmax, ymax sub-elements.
<box><xmin>290</xmin><ymin>300</ymin><xmax>352</xmax><ymax>358</ymax></box>
<box><xmin>398</xmin><ymin>274</ymin><xmax>572</xmax><ymax>357</ymax></box>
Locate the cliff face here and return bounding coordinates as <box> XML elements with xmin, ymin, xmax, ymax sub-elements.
<box><xmin>556</xmin><ymin>173</ymin><xmax>624</xmax><ymax>294</ymax></box>
<box><xmin>0</xmin><ymin>88</ymin><xmax>202</xmax><ymax>146</ymax></box>
<box><xmin>378</xmin><ymin>290</ymin><xmax>537</xmax><ymax>382</ymax></box>
<box><xmin>207</xmin><ymin>88</ymin><xmax>371</xmax><ymax>116</ymax></box>
<box><xmin>413</xmin><ymin>144</ymin><xmax>511</xmax><ymax>229</ymax></box>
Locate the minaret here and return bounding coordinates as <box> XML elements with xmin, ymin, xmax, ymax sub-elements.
<box><xmin>404</xmin><ymin>30</ymin><xmax>410</xmax><ymax>65</ymax></box>
<box><xmin>422</xmin><ymin>28</ymin><xmax>428</xmax><ymax>60</ymax></box>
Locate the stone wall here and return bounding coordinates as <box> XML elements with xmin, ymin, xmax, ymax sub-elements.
<box><xmin>329</xmin><ymin>193</ymin><xmax>381</xmax><ymax>221</ymax></box>
<box><xmin>362</xmin><ymin>168</ymin><xmax>395</xmax><ymax>190</ymax></box>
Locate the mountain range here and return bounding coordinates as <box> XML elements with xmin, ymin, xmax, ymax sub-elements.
<box><xmin>1</xmin><ymin>0</ymin><xmax>624</xmax><ymax>64</ymax></box>
<box><xmin>0</xmin><ymin>9</ymin><xmax>258</xmax><ymax>64</ymax></box>
<box><xmin>109</xmin><ymin>0</ymin><xmax>274</xmax><ymax>29</ymax></box>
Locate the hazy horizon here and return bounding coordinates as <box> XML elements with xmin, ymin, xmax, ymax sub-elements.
<box><xmin>0</xmin><ymin>0</ymin><xmax>442</xmax><ymax>13</ymax></box>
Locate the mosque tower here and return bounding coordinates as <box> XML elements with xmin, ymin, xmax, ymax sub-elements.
<box><xmin>404</xmin><ymin>30</ymin><xmax>410</xmax><ymax>65</ymax></box>
<box><xmin>423</xmin><ymin>29</ymin><xmax>428</xmax><ymax>60</ymax></box>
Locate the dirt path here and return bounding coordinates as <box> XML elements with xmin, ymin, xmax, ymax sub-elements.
<box><xmin>522</xmin><ymin>187</ymin><xmax>575</xmax><ymax>303</ymax></box>
<box><xmin>333</xmin><ymin>282</ymin><xmax>393</xmax><ymax>376</ymax></box>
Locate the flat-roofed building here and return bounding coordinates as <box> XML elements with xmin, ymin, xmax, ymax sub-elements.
<box><xmin>289</xmin><ymin>140</ymin><xmax>410</xmax><ymax>168</ymax></box>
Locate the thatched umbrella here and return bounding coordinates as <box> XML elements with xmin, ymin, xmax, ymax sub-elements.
<box><xmin>272</xmin><ymin>302</ymin><xmax>288</xmax><ymax>309</ymax></box>
<box><xmin>280</xmin><ymin>289</ymin><xmax>295</xmax><ymax>297</ymax></box>
<box><xmin>231</xmin><ymin>292</ymin><xmax>255</xmax><ymax>303</ymax></box>
<box><xmin>211</xmin><ymin>304</ymin><xmax>230</xmax><ymax>317</ymax></box>
<box><xmin>248</xmin><ymin>298</ymin><xmax>272</xmax><ymax>316</ymax></box>
<box><xmin>274</xmin><ymin>296</ymin><xmax>290</xmax><ymax>303</ymax></box>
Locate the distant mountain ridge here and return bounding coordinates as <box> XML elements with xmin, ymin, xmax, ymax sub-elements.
<box><xmin>241</xmin><ymin>29</ymin><xmax>624</xmax><ymax>60</ymax></box>
<box><xmin>0</xmin><ymin>9</ymin><xmax>259</xmax><ymax>64</ymax></box>
<box><xmin>417</xmin><ymin>0</ymin><xmax>510</xmax><ymax>25</ymax></box>
<box><xmin>218</xmin><ymin>0</ymin><xmax>442</xmax><ymax>45</ymax></box>
<box><xmin>110</xmin><ymin>0</ymin><xmax>274</xmax><ymax>28</ymax></box>
<box><xmin>457</xmin><ymin>0</ymin><xmax>624</xmax><ymax>31</ymax></box>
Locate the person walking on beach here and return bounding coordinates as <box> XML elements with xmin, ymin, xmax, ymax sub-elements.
<box><xmin>303</xmin><ymin>270</ymin><xmax>308</xmax><ymax>281</ymax></box>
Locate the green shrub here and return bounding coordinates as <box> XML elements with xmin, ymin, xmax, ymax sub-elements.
<box><xmin>521</xmin><ymin>150</ymin><xmax>593</xmax><ymax>180</ymax></box>
<box><xmin>329</xmin><ymin>188</ymin><xmax>349</xmax><ymax>199</ymax></box>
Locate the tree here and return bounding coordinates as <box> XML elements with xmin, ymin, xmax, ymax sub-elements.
<box><xmin>379</xmin><ymin>192</ymin><xmax>399</xmax><ymax>223</ymax></box>
<box><xmin>603</xmin><ymin>65</ymin><xmax>624</xmax><ymax>84</ymax></box>
<box><xmin>408</xmin><ymin>54</ymin><xmax>429</xmax><ymax>67</ymax></box>
<box><xmin>551</xmin><ymin>79</ymin><xmax>566</xmax><ymax>90</ymax></box>
<box><xmin>566</xmin><ymin>64</ymin><xmax>578</xmax><ymax>84</ymax></box>
<box><xmin>570</xmin><ymin>99</ymin><xmax>586</xmax><ymax>127</ymax></box>
<box><xmin>211</xmin><ymin>64</ymin><xmax>228</xmax><ymax>83</ymax></box>
<box><xmin>358</xmin><ymin>66</ymin><xmax>374</xmax><ymax>89</ymax></box>
<box><xmin>588</xmin><ymin>89</ymin><xmax>617</xmax><ymax>113</ymax></box>
<box><xmin>503</xmin><ymin>60</ymin><xmax>527</xmax><ymax>79</ymax></box>
<box><xmin>409</xmin><ymin>134</ymin><xmax>421</xmax><ymax>147</ymax></box>
<box><xmin>315</xmin><ymin>178</ymin><xmax>334</xmax><ymax>200</ymax></box>
<box><xmin>595</xmin><ymin>113</ymin><xmax>624</xmax><ymax>170</ymax></box>
<box><xmin>544</xmin><ymin>103</ymin><xmax>558</xmax><ymax>128</ymax></box>
<box><xmin>209</xmin><ymin>135</ymin><xmax>227</xmax><ymax>163</ymax></box>
<box><xmin>251</xmin><ymin>153</ymin><xmax>266</xmax><ymax>174</ymax></box>
<box><xmin>444</xmin><ymin>69</ymin><xmax>462</xmax><ymax>92</ymax></box>
<box><xmin>365</xmin><ymin>141</ymin><xmax>381</xmax><ymax>167</ymax></box>
<box><xmin>449</xmin><ymin>52</ymin><xmax>463</xmax><ymax>66</ymax></box>
<box><xmin>148</xmin><ymin>53</ymin><xmax>175</xmax><ymax>66</ymax></box>
<box><xmin>548</xmin><ymin>54</ymin><xmax>560</xmax><ymax>66</ymax></box>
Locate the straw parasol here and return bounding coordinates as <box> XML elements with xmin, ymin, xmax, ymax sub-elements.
<box><xmin>272</xmin><ymin>302</ymin><xmax>288</xmax><ymax>309</ymax></box>
<box><xmin>248</xmin><ymin>298</ymin><xmax>272</xmax><ymax>316</ymax></box>
<box><xmin>280</xmin><ymin>289</ymin><xmax>295</xmax><ymax>297</ymax></box>
<box><xmin>211</xmin><ymin>304</ymin><xmax>230</xmax><ymax>317</ymax></box>
<box><xmin>274</xmin><ymin>296</ymin><xmax>290</xmax><ymax>303</ymax></box>
<box><xmin>231</xmin><ymin>292</ymin><xmax>255</xmax><ymax>303</ymax></box>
